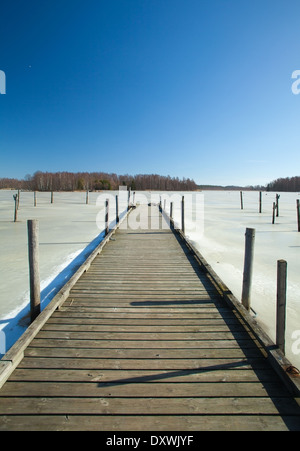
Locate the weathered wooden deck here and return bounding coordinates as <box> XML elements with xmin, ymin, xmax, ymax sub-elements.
<box><xmin>0</xmin><ymin>204</ymin><xmax>300</xmax><ymax>431</ymax></box>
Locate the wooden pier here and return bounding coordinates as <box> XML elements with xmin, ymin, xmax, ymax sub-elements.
<box><xmin>0</xmin><ymin>204</ymin><xmax>300</xmax><ymax>431</ymax></box>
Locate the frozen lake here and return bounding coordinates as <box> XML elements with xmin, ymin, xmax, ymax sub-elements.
<box><xmin>0</xmin><ymin>189</ymin><xmax>299</xmax><ymax>369</ymax></box>
<box><xmin>186</xmin><ymin>190</ymin><xmax>300</xmax><ymax>369</ymax></box>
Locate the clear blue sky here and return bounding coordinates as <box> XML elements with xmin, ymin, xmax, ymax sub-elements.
<box><xmin>1</xmin><ymin>0</ymin><xmax>300</xmax><ymax>186</ymax></box>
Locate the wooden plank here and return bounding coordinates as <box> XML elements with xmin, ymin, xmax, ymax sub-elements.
<box><xmin>33</xmin><ymin>331</ymin><xmax>259</xmax><ymax>342</ymax></box>
<box><xmin>1</xmin><ymin>414</ymin><xmax>299</xmax><ymax>431</ymax></box>
<box><xmin>1</xmin><ymin>396</ymin><xmax>299</xmax><ymax>416</ymax></box>
<box><xmin>25</xmin><ymin>347</ymin><xmax>263</xmax><ymax>362</ymax></box>
<box><xmin>44</xmin><ymin>310</ymin><xmax>233</xmax><ymax>318</ymax></box>
<box><xmin>41</xmin><ymin>322</ymin><xmax>254</xmax><ymax>332</ymax></box>
<box><xmin>45</xmin><ymin>316</ymin><xmax>246</xmax><ymax>326</ymax></box>
<box><xmin>26</xmin><ymin>336</ymin><xmax>258</xmax><ymax>348</ymax></box>
<box><xmin>0</xmin><ymin>381</ymin><xmax>290</xmax><ymax>398</ymax></box>
<box><xmin>9</xmin><ymin>368</ymin><xmax>277</xmax><ymax>383</ymax></box>
<box><xmin>43</xmin><ymin>322</ymin><xmax>243</xmax><ymax>332</ymax></box>
<box><xmin>19</xmin><ymin>355</ymin><xmax>270</xmax><ymax>370</ymax></box>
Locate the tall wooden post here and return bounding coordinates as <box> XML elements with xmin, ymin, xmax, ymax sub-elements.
<box><xmin>297</xmin><ymin>199</ymin><xmax>300</xmax><ymax>232</ymax></box>
<box><xmin>127</xmin><ymin>189</ymin><xmax>131</xmax><ymax>211</ymax></box>
<box><xmin>276</xmin><ymin>259</ymin><xmax>287</xmax><ymax>354</ymax></box>
<box><xmin>272</xmin><ymin>202</ymin><xmax>276</xmax><ymax>224</ymax></box>
<box><xmin>105</xmin><ymin>199</ymin><xmax>109</xmax><ymax>236</ymax></box>
<box><xmin>241</xmin><ymin>228</ymin><xmax>255</xmax><ymax>311</ymax></box>
<box><xmin>276</xmin><ymin>194</ymin><xmax>280</xmax><ymax>217</ymax></box>
<box><xmin>181</xmin><ymin>196</ymin><xmax>185</xmax><ymax>235</ymax></box>
<box><xmin>170</xmin><ymin>202</ymin><xmax>173</xmax><ymax>220</ymax></box>
<box><xmin>27</xmin><ymin>220</ymin><xmax>41</xmax><ymax>322</ymax></box>
<box><xmin>240</xmin><ymin>191</ymin><xmax>243</xmax><ymax>210</ymax></box>
<box><xmin>259</xmin><ymin>191</ymin><xmax>262</xmax><ymax>213</ymax></box>
<box><xmin>86</xmin><ymin>190</ymin><xmax>89</xmax><ymax>205</ymax></box>
<box><xmin>13</xmin><ymin>194</ymin><xmax>18</xmax><ymax>222</ymax></box>
<box><xmin>34</xmin><ymin>191</ymin><xmax>37</xmax><ymax>207</ymax></box>
<box><xmin>51</xmin><ymin>191</ymin><xmax>54</xmax><ymax>204</ymax></box>
<box><xmin>116</xmin><ymin>195</ymin><xmax>119</xmax><ymax>224</ymax></box>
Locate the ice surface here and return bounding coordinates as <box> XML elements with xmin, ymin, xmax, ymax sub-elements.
<box><xmin>184</xmin><ymin>190</ymin><xmax>300</xmax><ymax>369</ymax></box>
<box><xmin>0</xmin><ymin>189</ymin><xmax>299</xmax><ymax>369</ymax></box>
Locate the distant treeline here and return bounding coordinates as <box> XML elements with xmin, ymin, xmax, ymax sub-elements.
<box><xmin>0</xmin><ymin>171</ymin><xmax>197</xmax><ymax>191</ymax></box>
<box><xmin>199</xmin><ymin>176</ymin><xmax>300</xmax><ymax>192</ymax></box>
<box><xmin>266</xmin><ymin>176</ymin><xmax>300</xmax><ymax>192</ymax></box>
<box><xmin>1</xmin><ymin>172</ymin><xmax>300</xmax><ymax>192</ymax></box>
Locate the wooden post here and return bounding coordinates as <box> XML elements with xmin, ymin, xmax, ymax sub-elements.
<box><xmin>181</xmin><ymin>196</ymin><xmax>185</xmax><ymax>235</ymax></box>
<box><xmin>170</xmin><ymin>202</ymin><xmax>173</xmax><ymax>219</ymax></box>
<box><xmin>127</xmin><ymin>188</ymin><xmax>130</xmax><ymax>211</ymax></box>
<box><xmin>127</xmin><ymin>189</ymin><xmax>131</xmax><ymax>211</ymax></box>
<box><xmin>259</xmin><ymin>191</ymin><xmax>262</xmax><ymax>213</ymax></box>
<box><xmin>241</xmin><ymin>228</ymin><xmax>255</xmax><ymax>311</ymax></box>
<box><xmin>276</xmin><ymin>259</ymin><xmax>287</xmax><ymax>354</ymax></box>
<box><xmin>34</xmin><ymin>191</ymin><xmax>37</xmax><ymax>207</ymax></box>
<box><xmin>297</xmin><ymin>199</ymin><xmax>300</xmax><ymax>232</ymax></box>
<box><xmin>116</xmin><ymin>195</ymin><xmax>119</xmax><ymax>224</ymax></box>
<box><xmin>105</xmin><ymin>199</ymin><xmax>109</xmax><ymax>236</ymax></box>
<box><xmin>51</xmin><ymin>191</ymin><xmax>54</xmax><ymax>204</ymax></box>
<box><xmin>86</xmin><ymin>190</ymin><xmax>89</xmax><ymax>205</ymax></box>
<box><xmin>13</xmin><ymin>194</ymin><xmax>18</xmax><ymax>222</ymax></box>
<box><xmin>276</xmin><ymin>194</ymin><xmax>280</xmax><ymax>217</ymax></box>
<box><xmin>272</xmin><ymin>202</ymin><xmax>276</xmax><ymax>224</ymax></box>
<box><xmin>240</xmin><ymin>191</ymin><xmax>243</xmax><ymax>210</ymax></box>
<box><xmin>27</xmin><ymin>220</ymin><xmax>41</xmax><ymax>322</ymax></box>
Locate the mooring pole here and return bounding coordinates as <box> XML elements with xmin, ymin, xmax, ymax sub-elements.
<box><xmin>105</xmin><ymin>199</ymin><xmax>109</xmax><ymax>236</ymax></box>
<box><xmin>259</xmin><ymin>191</ymin><xmax>262</xmax><ymax>213</ymax></box>
<box><xmin>27</xmin><ymin>220</ymin><xmax>41</xmax><ymax>322</ymax></box>
<box><xmin>128</xmin><ymin>189</ymin><xmax>131</xmax><ymax>211</ymax></box>
<box><xmin>297</xmin><ymin>199</ymin><xmax>300</xmax><ymax>232</ymax></box>
<box><xmin>276</xmin><ymin>194</ymin><xmax>280</xmax><ymax>217</ymax></box>
<box><xmin>276</xmin><ymin>259</ymin><xmax>287</xmax><ymax>354</ymax></box>
<box><xmin>116</xmin><ymin>195</ymin><xmax>119</xmax><ymax>224</ymax></box>
<box><xmin>241</xmin><ymin>228</ymin><xmax>255</xmax><ymax>311</ymax></box>
<box><xmin>272</xmin><ymin>202</ymin><xmax>276</xmax><ymax>224</ymax></box>
<box><xmin>13</xmin><ymin>194</ymin><xmax>18</xmax><ymax>222</ymax></box>
<box><xmin>240</xmin><ymin>191</ymin><xmax>243</xmax><ymax>210</ymax></box>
